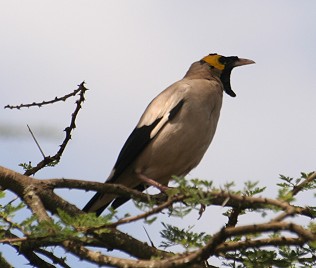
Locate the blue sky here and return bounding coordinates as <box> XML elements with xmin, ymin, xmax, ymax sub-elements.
<box><xmin>0</xmin><ymin>1</ymin><xmax>315</xmax><ymax>267</ymax></box>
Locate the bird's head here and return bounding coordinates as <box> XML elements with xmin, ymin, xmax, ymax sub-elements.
<box><xmin>200</xmin><ymin>53</ymin><xmax>255</xmax><ymax>97</ymax></box>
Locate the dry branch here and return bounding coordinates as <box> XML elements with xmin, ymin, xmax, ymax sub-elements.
<box><xmin>23</xmin><ymin>82</ymin><xmax>88</xmax><ymax>176</ymax></box>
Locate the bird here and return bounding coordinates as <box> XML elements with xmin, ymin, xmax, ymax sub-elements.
<box><xmin>83</xmin><ymin>53</ymin><xmax>255</xmax><ymax>215</ymax></box>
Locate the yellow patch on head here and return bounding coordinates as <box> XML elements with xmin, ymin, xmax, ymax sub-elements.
<box><xmin>202</xmin><ymin>54</ymin><xmax>225</xmax><ymax>70</ymax></box>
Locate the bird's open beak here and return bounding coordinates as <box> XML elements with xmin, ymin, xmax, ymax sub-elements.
<box><xmin>234</xmin><ymin>58</ymin><xmax>255</xmax><ymax>67</ymax></box>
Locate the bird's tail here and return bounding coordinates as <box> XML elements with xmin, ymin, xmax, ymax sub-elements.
<box><xmin>82</xmin><ymin>192</ymin><xmax>114</xmax><ymax>216</ymax></box>
<box><xmin>82</xmin><ymin>184</ymin><xmax>147</xmax><ymax>216</ymax></box>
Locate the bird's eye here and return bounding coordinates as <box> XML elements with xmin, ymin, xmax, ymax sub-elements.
<box><xmin>218</xmin><ymin>56</ymin><xmax>227</xmax><ymax>64</ymax></box>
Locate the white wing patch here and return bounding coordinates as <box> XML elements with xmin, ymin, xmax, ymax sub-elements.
<box><xmin>137</xmin><ymin>82</ymin><xmax>190</xmax><ymax>131</ymax></box>
<box><xmin>149</xmin><ymin>114</ymin><xmax>170</xmax><ymax>138</ymax></box>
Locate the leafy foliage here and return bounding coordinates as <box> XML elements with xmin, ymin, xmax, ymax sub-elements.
<box><xmin>1</xmin><ymin>171</ymin><xmax>316</xmax><ymax>267</ymax></box>
<box><xmin>18</xmin><ymin>162</ymin><xmax>33</xmax><ymax>172</ymax></box>
<box><xmin>160</xmin><ymin>223</ymin><xmax>211</xmax><ymax>250</ymax></box>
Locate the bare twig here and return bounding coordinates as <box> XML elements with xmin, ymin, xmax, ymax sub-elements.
<box><xmin>27</xmin><ymin>124</ymin><xmax>46</xmax><ymax>158</ymax></box>
<box><xmin>62</xmin><ymin>239</ymin><xmax>208</xmax><ymax>268</ymax></box>
<box><xmin>19</xmin><ymin>251</ymin><xmax>55</xmax><ymax>268</ymax></box>
<box><xmin>223</xmin><ymin>221</ymin><xmax>315</xmax><ymax>241</ymax></box>
<box><xmin>0</xmin><ymin>237</ymin><xmax>27</xmax><ymax>244</ymax></box>
<box><xmin>44</xmin><ymin>177</ymin><xmax>155</xmax><ymax>203</ymax></box>
<box><xmin>143</xmin><ymin>226</ymin><xmax>156</xmax><ymax>247</ymax></box>
<box><xmin>95</xmin><ymin>195</ymin><xmax>185</xmax><ymax>229</ymax></box>
<box><xmin>211</xmin><ymin>191</ymin><xmax>299</xmax><ymax>215</ymax></box>
<box><xmin>23</xmin><ymin>82</ymin><xmax>88</xmax><ymax>176</ymax></box>
<box><xmin>35</xmin><ymin>248</ymin><xmax>71</xmax><ymax>268</ymax></box>
<box><xmin>216</xmin><ymin>236</ymin><xmax>305</xmax><ymax>253</ymax></box>
<box><xmin>4</xmin><ymin>85</ymin><xmax>84</xmax><ymax>109</ymax></box>
<box><xmin>62</xmin><ymin>240</ymin><xmax>157</xmax><ymax>268</ymax></box>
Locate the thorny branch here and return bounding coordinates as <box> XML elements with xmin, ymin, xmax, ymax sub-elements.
<box><xmin>27</xmin><ymin>124</ymin><xmax>46</xmax><ymax>158</ymax></box>
<box><xmin>4</xmin><ymin>82</ymin><xmax>88</xmax><ymax>176</ymax></box>
<box><xmin>2</xmin><ymin>83</ymin><xmax>89</xmax><ymax>266</ymax></box>
<box><xmin>94</xmin><ymin>194</ymin><xmax>186</xmax><ymax>229</ymax></box>
<box><xmin>34</xmin><ymin>249</ymin><xmax>71</xmax><ymax>268</ymax></box>
<box><xmin>23</xmin><ymin>82</ymin><xmax>88</xmax><ymax>176</ymax></box>
<box><xmin>4</xmin><ymin>85</ymin><xmax>84</xmax><ymax>109</ymax></box>
<box><xmin>32</xmin><ymin>177</ymin><xmax>316</xmax><ymax>219</ymax></box>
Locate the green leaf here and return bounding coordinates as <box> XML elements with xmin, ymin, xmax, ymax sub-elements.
<box><xmin>144</xmin><ymin>217</ymin><xmax>157</xmax><ymax>225</ymax></box>
<box><xmin>18</xmin><ymin>161</ymin><xmax>33</xmax><ymax>171</ymax></box>
<box><xmin>160</xmin><ymin>223</ymin><xmax>210</xmax><ymax>250</ymax></box>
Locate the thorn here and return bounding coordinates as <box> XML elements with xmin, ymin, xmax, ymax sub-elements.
<box><xmin>27</xmin><ymin>124</ymin><xmax>46</xmax><ymax>158</ymax></box>
<box><xmin>222</xmin><ymin>196</ymin><xmax>230</xmax><ymax>207</ymax></box>
<box><xmin>143</xmin><ymin>226</ymin><xmax>155</xmax><ymax>248</ymax></box>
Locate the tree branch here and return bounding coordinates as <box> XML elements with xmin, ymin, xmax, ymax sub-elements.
<box><xmin>216</xmin><ymin>237</ymin><xmax>305</xmax><ymax>253</ymax></box>
<box><xmin>292</xmin><ymin>172</ymin><xmax>316</xmax><ymax>196</ymax></box>
<box><xmin>4</xmin><ymin>83</ymin><xmax>85</xmax><ymax>109</ymax></box>
<box><xmin>23</xmin><ymin>184</ymin><xmax>51</xmax><ymax>222</ymax></box>
<box><xmin>35</xmin><ymin>248</ymin><xmax>71</xmax><ymax>268</ymax></box>
<box><xmin>38</xmin><ymin>177</ymin><xmax>316</xmax><ymax>219</ymax></box>
<box><xmin>44</xmin><ymin>178</ymin><xmax>158</xmax><ymax>205</ymax></box>
<box><xmin>1</xmin><ymin>231</ymin><xmax>56</xmax><ymax>268</ymax></box>
<box><xmin>0</xmin><ymin>166</ymin><xmax>169</xmax><ymax>260</ymax></box>
<box><xmin>98</xmin><ymin>195</ymin><xmax>185</xmax><ymax>229</ymax></box>
<box><xmin>270</xmin><ymin>171</ymin><xmax>316</xmax><ymax>222</ymax></box>
<box><xmin>154</xmin><ymin>221</ymin><xmax>316</xmax><ymax>267</ymax></box>
<box><xmin>1</xmin><ymin>165</ymin><xmax>316</xmax><ymax>267</ymax></box>
<box><xmin>63</xmin><ymin>239</ymin><xmax>210</xmax><ymax>268</ymax></box>
<box><xmin>22</xmin><ymin>82</ymin><xmax>88</xmax><ymax>176</ymax></box>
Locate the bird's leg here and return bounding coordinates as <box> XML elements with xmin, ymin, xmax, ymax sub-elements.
<box><xmin>137</xmin><ymin>173</ymin><xmax>169</xmax><ymax>192</ymax></box>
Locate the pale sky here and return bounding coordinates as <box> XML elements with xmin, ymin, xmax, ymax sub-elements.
<box><xmin>0</xmin><ymin>1</ymin><xmax>315</xmax><ymax>267</ymax></box>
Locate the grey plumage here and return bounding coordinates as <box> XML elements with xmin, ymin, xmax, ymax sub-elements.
<box><xmin>83</xmin><ymin>53</ymin><xmax>254</xmax><ymax>215</ymax></box>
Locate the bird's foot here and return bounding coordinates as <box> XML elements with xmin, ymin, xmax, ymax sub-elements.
<box><xmin>137</xmin><ymin>173</ymin><xmax>169</xmax><ymax>192</ymax></box>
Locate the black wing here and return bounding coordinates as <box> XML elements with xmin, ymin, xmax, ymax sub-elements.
<box><xmin>108</xmin><ymin>99</ymin><xmax>184</xmax><ymax>183</ymax></box>
<box><xmin>107</xmin><ymin>117</ymin><xmax>162</xmax><ymax>182</ymax></box>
